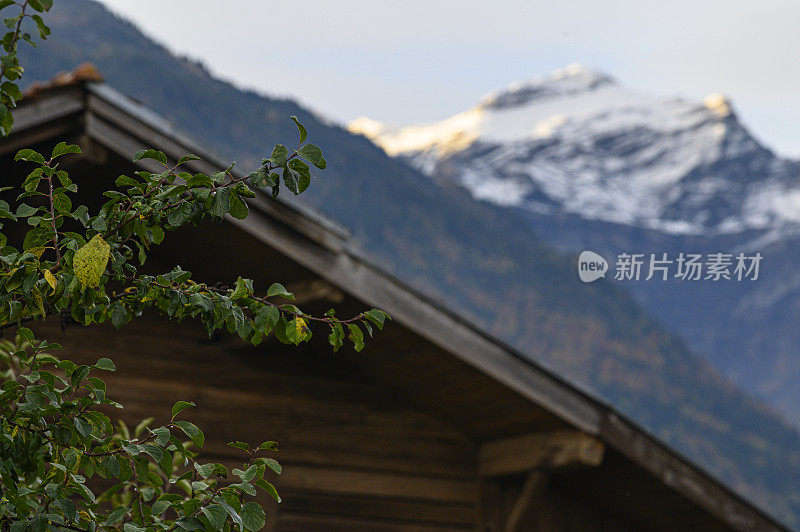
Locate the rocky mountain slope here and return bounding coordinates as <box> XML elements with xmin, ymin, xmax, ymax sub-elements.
<box><xmin>352</xmin><ymin>63</ymin><xmax>800</xmax><ymax>429</ymax></box>
<box><xmin>352</xmin><ymin>63</ymin><xmax>800</xmax><ymax>237</ymax></box>
<box><xmin>18</xmin><ymin>2</ymin><xmax>800</xmax><ymax>526</ymax></box>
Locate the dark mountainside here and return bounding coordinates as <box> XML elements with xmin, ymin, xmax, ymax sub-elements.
<box><xmin>18</xmin><ymin>0</ymin><xmax>800</xmax><ymax>526</ymax></box>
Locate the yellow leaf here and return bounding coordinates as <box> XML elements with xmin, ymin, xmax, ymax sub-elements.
<box><xmin>73</xmin><ymin>234</ymin><xmax>110</xmax><ymax>289</ymax></box>
<box><xmin>43</xmin><ymin>269</ymin><xmax>57</xmax><ymax>294</ymax></box>
<box><xmin>32</xmin><ymin>288</ymin><xmax>44</xmax><ymax>317</ymax></box>
<box><xmin>292</xmin><ymin>317</ymin><xmax>309</xmax><ymax>343</ymax></box>
<box><xmin>71</xmin><ymin>450</ymin><xmax>82</xmax><ymax>473</ymax></box>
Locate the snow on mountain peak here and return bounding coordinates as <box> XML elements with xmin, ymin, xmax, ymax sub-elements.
<box><xmin>478</xmin><ymin>63</ymin><xmax>615</xmax><ymax>110</ymax></box>
<box><xmin>348</xmin><ymin>65</ymin><xmax>715</xmax><ymax>164</ymax></box>
<box><xmin>348</xmin><ymin>66</ymin><xmax>795</xmax><ymax>236</ymax></box>
<box><xmin>703</xmin><ymin>93</ymin><xmax>734</xmax><ymax>118</ymax></box>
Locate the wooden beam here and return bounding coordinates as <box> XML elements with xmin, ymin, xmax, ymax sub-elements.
<box><xmin>286</xmin><ymin>279</ymin><xmax>345</xmax><ymax>306</ymax></box>
<box><xmin>477</xmin><ymin>480</ymin><xmax>505</xmax><ymax>532</ymax></box>
<box><xmin>76</xmin><ymin>134</ymin><xmax>110</xmax><ymax>165</ymax></box>
<box><xmin>479</xmin><ymin>430</ymin><xmax>604</xmax><ymax>477</ymax></box>
<box><xmin>504</xmin><ymin>470</ymin><xmax>548</xmax><ymax>532</ymax></box>
<box><xmin>278</xmin><ymin>465</ymin><xmax>476</xmax><ymax>504</ymax></box>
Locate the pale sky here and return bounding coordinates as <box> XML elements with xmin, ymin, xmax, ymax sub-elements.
<box><xmin>97</xmin><ymin>0</ymin><xmax>800</xmax><ymax>157</ymax></box>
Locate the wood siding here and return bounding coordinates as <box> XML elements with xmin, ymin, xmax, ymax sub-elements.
<box><xmin>31</xmin><ymin>318</ymin><xmax>478</xmax><ymax>531</ymax></box>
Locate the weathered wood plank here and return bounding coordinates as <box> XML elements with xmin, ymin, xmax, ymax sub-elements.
<box><xmin>277</xmin><ymin>465</ymin><xmax>477</xmax><ymax>503</ymax></box>
<box><xmin>279</xmin><ymin>513</ymin><xmax>472</xmax><ymax>532</ymax></box>
<box><xmin>504</xmin><ymin>471</ymin><xmax>548</xmax><ymax>532</ymax></box>
<box><xmin>10</xmin><ymin>89</ymin><xmax>84</xmax><ymax>135</ymax></box>
<box><xmin>278</xmin><ymin>490</ymin><xmax>474</xmax><ymax>526</ymax></box>
<box><xmin>479</xmin><ymin>431</ymin><xmax>604</xmax><ymax>477</ymax></box>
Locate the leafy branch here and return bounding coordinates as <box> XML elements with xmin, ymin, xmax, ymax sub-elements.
<box><xmin>0</xmin><ymin>1</ymin><xmax>388</xmax><ymax>530</ymax></box>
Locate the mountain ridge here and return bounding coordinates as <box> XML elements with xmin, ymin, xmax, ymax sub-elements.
<box><xmin>351</xmin><ymin>63</ymin><xmax>800</xmax><ymax>239</ymax></box>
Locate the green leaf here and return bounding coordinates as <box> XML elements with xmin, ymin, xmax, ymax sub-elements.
<box><xmin>93</xmin><ymin>357</ymin><xmax>115</xmax><ymax>371</ymax></box>
<box><xmin>270</xmin><ymin>144</ymin><xmax>288</xmax><ymax>166</ymax></box>
<box><xmin>212</xmin><ymin>187</ymin><xmax>231</xmax><ymax>217</ymax></box>
<box><xmin>254</xmin><ymin>479</ymin><xmax>281</xmax><ymax>503</ymax></box>
<box><xmin>115</xmin><ymin>175</ymin><xmax>138</xmax><ymax>187</ymax></box>
<box><xmin>282</xmin><ymin>165</ymin><xmax>300</xmax><ymax>194</ymax></box>
<box><xmin>30</xmin><ymin>14</ymin><xmax>50</xmax><ymax>38</ymax></box>
<box><xmin>167</xmin><ymin>201</ymin><xmax>192</xmax><ymax>227</ymax></box>
<box><xmin>150</xmin><ymin>225</ymin><xmax>165</xmax><ymax>244</ymax></box>
<box><xmin>328</xmin><ymin>322</ymin><xmax>344</xmax><ymax>352</ymax></box>
<box><xmin>105</xmin><ymin>506</ymin><xmax>130</xmax><ymax>525</ymax></box>
<box><xmin>288</xmin><ymin>159</ymin><xmax>311</xmax><ymax>193</ymax></box>
<box><xmin>297</xmin><ymin>144</ymin><xmax>326</xmax><ymax>169</ymax></box>
<box><xmin>348</xmin><ymin>324</ymin><xmax>365</xmax><ymax>352</ymax></box>
<box><xmin>15</xmin><ymin>203</ymin><xmax>37</xmax><ymax>217</ymax></box>
<box><xmin>266</xmin><ymin>283</ymin><xmax>294</xmax><ymax>300</ymax></box>
<box><xmin>153</xmin><ymin>425</ymin><xmax>171</xmax><ymax>447</ymax></box>
<box><xmin>229</xmin><ymin>190</ymin><xmax>249</xmax><ymax>219</ymax></box>
<box><xmin>257</xmin><ymin>440</ymin><xmax>278</xmax><ymax>451</ymax></box>
<box><xmin>202</xmin><ymin>504</ymin><xmax>228</xmax><ymax>531</ymax></box>
<box><xmin>186</xmin><ymin>174</ymin><xmax>213</xmax><ymax>188</ymax></box>
<box><xmin>217</xmin><ymin>497</ymin><xmax>244</xmax><ymax>530</ymax></box>
<box><xmin>242</xmin><ymin>502</ymin><xmax>267</xmax><ymax>532</ymax></box>
<box><xmin>23</xmin><ymin>225</ymin><xmax>53</xmax><ymax>251</ymax></box>
<box><xmin>142</xmin><ymin>443</ymin><xmax>164</xmax><ymax>463</ymax></box>
<box><xmin>28</xmin><ymin>0</ymin><xmax>53</xmax><ymax>12</ymax></box>
<box><xmin>177</xmin><ymin>153</ymin><xmax>202</xmax><ymax>165</ymax></box>
<box><xmin>290</xmin><ymin>115</ymin><xmax>307</xmax><ymax>144</ymax></box>
<box><xmin>171</xmin><ymin>400</ymin><xmax>195</xmax><ymax>419</ymax></box>
<box><xmin>17</xmin><ymin>327</ymin><xmax>34</xmax><ymax>344</ymax></box>
<box><xmin>10</xmin><ymin>516</ymin><xmax>47</xmax><ymax>532</ymax></box>
<box><xmin>263</xmin><ymin>458</ymin><xmax>281</xmax><ymax>474</ymax></box>
<box><xmin>101</xmin><ymin>456</ymin><xmax>121</xmax><ymax>478</ymax></box>
<box><xmin>175</xmin><ymin>419</ymin><xmax>205</xmax><ymax>448</ymax></box>
<box><xmin>194</xmin><ymin>462</ymin><xmax>216</xmax><ymax>479</ymax></box>
<box><xmin>133</xmin><ymin>149</ymin><xmax>168</xmax><ymax>166</ymax></box>
<box><xmin>51</xmin><ymin>142</ymin><xmax>81</xmax><ymax>159</ymax></box>
<box><xmin>363</xmin><ymin>309</ymin><xmax>390</xmax><ymax>330</ymax></box>
<box><xmin>227</xmin><ymin>441</ymin><xmax>250</xmax><ymax>452</ymax></box>
<box><xmin>54</xmin><ymin>498</ymin><xmax>77</xmax><ymax>523</ymax></box>
<box><xmin>53</xmin><ymin>192</ymin><xmax>72</xmax><ymax>214</ymax></box>
<box><xmin>230</xmin><ymin>277</ymin><xmax>253</xmax><ymax>300</ymax></box>
<box><xmin>1</xmin><ymin>81</ymin><xmax>22</xmax><ymax>102</ymax></box>
<box><xmin>152</xmin><ymin>499</ymin><xmax>172</xmax><ymax>515</ymax></box>
<box><xmin>14</xmin><ymin>148</ymin><xmax>45</xmax><ymax>164</ymax></box>
<box><xmin>133</xmin><ymin>418</ymin><xmax>153</xmax><ymax>441</ymax></box>
<box><xmin>0</xmin><ymin>102</ymin><xmax>12</xmax><ymax>136</ymax></box>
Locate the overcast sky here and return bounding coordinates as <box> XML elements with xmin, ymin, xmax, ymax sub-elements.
<box><xmin>97</xmin><ymin>0</ymin><xmax>800</xmax><ymax>156</ymax></box>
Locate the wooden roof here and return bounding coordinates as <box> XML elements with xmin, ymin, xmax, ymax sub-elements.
<box><xmin>1</xmin><ymin>77</ymin><xmax>788</xmax><ymax>532</ymax></box>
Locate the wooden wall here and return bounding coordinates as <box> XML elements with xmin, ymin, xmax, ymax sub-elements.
<box><xmin>23</xmin><ymin>311</ymin><xmax>740</xmax><ymax>532</ymax></box>
<box><xmin>30</xmin><ymin>317</ymin><xmax>479</xmax><ymax>531</ymax></box>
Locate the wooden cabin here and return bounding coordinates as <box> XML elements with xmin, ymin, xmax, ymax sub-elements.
<box><xmin>0</xmin><ymin>71</ymin><xmax>788</xmax><ymax>531</ymax></box>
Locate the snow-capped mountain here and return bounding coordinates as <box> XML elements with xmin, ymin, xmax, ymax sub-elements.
<box><xmin>350</xmin><ymin>64</ymin><xmax>800</xmax><ymax>430</ymax></box>
<box><xmin>350</xmin><ymin>63</ymin><xmax>800</xmax><ymax>238</ymax></box>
